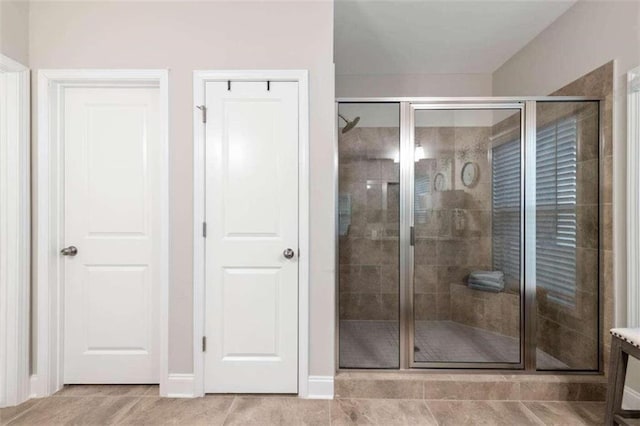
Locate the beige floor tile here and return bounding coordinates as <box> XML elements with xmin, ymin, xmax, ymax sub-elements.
<box><xmin>425</xmin><ymin>400</ymin><xmax>544</xmax><ymax>425</ymax></box>
<box><xmin>6</xmin><ymin>396</ymin><xmax>139</xmax><ymax>425</ymax></box>
<box><xmin>143</xmin><ymin>385</ymin><xmax>160</xmax><ymax>397</ymax></box>
<box><xmin>2</xmin><ymin>388</ymin><xmax>612</xmax><ymax>426</ymax></box>
<box><xmin>0</xmin><ymin>399</ymin><xmax>41</xmax><ymax>425</ymax></box>
<box><xmin>223</xmin><ymin>397</ymin><xmax>329</xmax><ymax>425</ymax></box>
<box><xmin>54</xmin><ymin>385</ymin><xmax>154</xmax><ymax>397</ymax></box>
<box><xmin>331</xmin><ymin>398</ymin><xmax>436</xmax><ymax>425</ymax></box>
<box><xmin>522</xmin><ymin>401</ymin><xmax>605</xmax><ymax>425</ymax></box>
<box><xmin>116</xmin><ymin>395</ymin><xmax>234</xmax><ymax>425</ymax></box>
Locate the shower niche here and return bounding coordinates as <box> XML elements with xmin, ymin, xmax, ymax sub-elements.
<box><xmin>337</xmin><ymin>99</ymin><xmax>601</xmax><ymax>372</ymax></box>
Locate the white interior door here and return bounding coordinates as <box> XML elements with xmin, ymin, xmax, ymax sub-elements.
<box><xmin>63</xmin><ymin>87</ymin><xmax>161</xmax><ymax>383</ymax></box>
<box><xmin>204</xmin><ymin>81</ymin><xmax>299</xmax><ymax>393</ymax></box>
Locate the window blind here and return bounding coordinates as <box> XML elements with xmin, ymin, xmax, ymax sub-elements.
<box><xmin>535</xmin><ymin>117</ymin><xmax>578</xmax><ymax>306</ymax></box>
<box><xmin>492</xmin><ymin>139</ymin><xmax>521</xmax><ymax>284</ymax></box>
<box><xmin>491</xmin><ymin>116</ymin><xmax>578</xmax><ymax>307</ymax></box>
<box><xmin>414</xmin><ymin>175</ymin><xmax>430</xmax><ymax>224</ymax></box>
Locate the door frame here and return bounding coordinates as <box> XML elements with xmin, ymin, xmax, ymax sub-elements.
<box><xmin>34</xmin><ymin>69</ymin><xmax>170</xmax><ymax>397</ymax></box>
<box><xmin>192</xmin><ymin>70</ymin><xmax>310</xmax><ymax>398</ymax></box>
<box><xmin>0</xmin><ymin>54</ymin><xmax>30</xmax><ymax>408</ymax></box>
<box><xmin>406</xmin><ymin>102</ymin><xmax>526</xmax><ymax>370</ymax></box>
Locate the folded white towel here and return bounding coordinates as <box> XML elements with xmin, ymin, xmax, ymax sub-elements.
<box><xmin>468</xmin><ymin>270</ymin><xmax>505</xmax><ymax>292</ymax></box>
<box><xmin>469</xmin><ymin>271</ymin><xmax>504</xmax><ymax>280</ymax></box>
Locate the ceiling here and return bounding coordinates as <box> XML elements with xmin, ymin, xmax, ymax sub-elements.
<box><xmin>335</xmin><ymin>0</ymin><xmax>576</xmax><ymax>75</ymax></box>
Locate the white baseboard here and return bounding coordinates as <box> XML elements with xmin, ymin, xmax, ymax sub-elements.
<box><xmin>624</xmin><ymin>385</ymin><xmax>640</xmax><ymax>409</ymax></box>
<box><xmin>306</xmin><ymin>376</ymin><xmax>334</xmax><ymax>399</ymax></box>
<box><xmin>29</xmin><ymin>375</ymin><xmax>48</xmax><ymax>398</ymax></box>
<box><xmin>164</xmin><ymin>374</ymin><xmax>196</xmax><ymax>398</ymax></box>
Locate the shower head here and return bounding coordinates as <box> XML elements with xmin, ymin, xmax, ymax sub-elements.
<box><xmin>338</xmin><ymin>114</ymin><xmax>360</xmax><ymax>134</ymax></box>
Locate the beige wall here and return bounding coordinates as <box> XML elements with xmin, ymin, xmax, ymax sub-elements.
<box><xmin>492</xmin><ymin>0</ymin><xmax>640</xmax><ymax>392</ymax></box>
<box><xmin>24</xmin><ymin>0</ymin><xmax>640</xmax><ymax>384</ymax></box>
<box><xmin>493</xmin><ymin>0</ymin><xmax>640</xmax><ymax>325</ymax></box>
<box><xmin>29</xmin><ymin>1</ymin><xmax>336</xmax><ymax>376</ymax></box>
<box><xmin>336</xmin><ymin>73</ymin><xmax>492</xmax><ymax>98</ymax></box>
<box><xmin>0</xmin><ymin>1</ymin><xmax>29</xmax><ymax>65</ymax></box>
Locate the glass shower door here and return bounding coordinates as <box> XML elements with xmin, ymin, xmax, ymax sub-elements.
<box><xmin>410</xmin><ymin>105</ymin><xmax>524</xmax><ymax>367</ymax></box>
<box><xmin>534</xmin><ymin>101</ymin><xmax>600</xmax><ymax>371</ymax></box>
<box><xmin>336</xmin><ymin>98</ymin><xmax>602</xmax><ymax>373</ymax></box>
<box><xmin>338</xmin><ymin>102</ymin><xmax>401</xmax><ymax>368</ymax></box>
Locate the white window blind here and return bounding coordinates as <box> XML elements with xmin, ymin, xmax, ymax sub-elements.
<box><xmin>414</xmin><ymin>175</ymin><xmax>430</xmax><ymax>224</ymax></box>
<box><xmin>491</xmin><ymin>116</ymin><xmax>578</xmax><ymax>306</ymax></box>
<box><xmin>492</xmin><ymin>139</ymin><xmax>521</xmax><ymax>284</ymax></box>
<box><xmin>535</xmin><ymin>116</ymin><xmax>578</xmax><ymax>306</ymax></box>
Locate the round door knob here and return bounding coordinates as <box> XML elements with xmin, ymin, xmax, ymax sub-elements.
<box><xmin>283</xmin><ymin>248</ymin><xmax>295</xmax><ymax>259</ymax></box>
<box><xmin>60</xmin><ymin>246</ymin><xmax>78</xmax><ymax>256</ymax></box>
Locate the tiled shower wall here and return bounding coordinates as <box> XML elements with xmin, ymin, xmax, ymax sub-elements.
<box><xmin>532</xmin><ymin>101</ymin><xmax>599</xmax><ymax>369</ymax></box>
<box><xmin>338</xmin><ymin>128</ymin><xmax>400</xmax><ymax>321</ymax></box>
<box><xmin>339</xmin><ymin>125</ymin><xmax>520</xmax><ymax>336</ymax></box>
<box><xmin>413</xmin><ymin>126</ymin><xmax>516</xmax><ymax>337</ymax></box>
<box><xmin>534</xmin><ymin>62</ymin><xmax>612</xmax><ymax>371</ymax></box>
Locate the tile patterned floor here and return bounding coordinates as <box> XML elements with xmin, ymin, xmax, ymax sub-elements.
<box><xmin>339</xmin><ymin>320</ymin><xmax>567</xmax><ymax>369</ymax></box>
<box><xmin>0</xmin><ymin>385</ymin><xmax>606</xmax><ymax>425</ymax></box>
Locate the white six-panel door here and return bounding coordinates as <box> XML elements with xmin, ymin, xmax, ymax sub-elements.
<box><xmin>63</xmin><ymin>87</ymin><xmax>161</xmax><ymax>383</ymax></box>
<box><xmin>204</xmin><ymin>81</ymin><xmax>299</xmax><ymax>393</ymax></box>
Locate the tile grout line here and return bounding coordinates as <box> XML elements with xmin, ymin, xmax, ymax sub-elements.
<box><xmin>51</xmin><ymin>385</ymin><xmax>157</xmax><ymax>398</ymax></box>
<box><xmin>421</xmin><ymin>399</ymin><xmax>441</xmax><ymax>426</ymax></box>
<box><xmin>220</xmin><ymin>395</ymin><xmax>237</xmax><ymax>425</ymax></box>
<box><xmin>142</xmin><ymin>385</ymin><xmax>159</xmax><ymax>397</ymax></box>
<box><xmin>335</xmin><ymin>396</ymin><xmax>605</xmax><ymax>402</ymax></box>
<box><xmin>518</xmin><ymin>401</ymin><xmax>547</xmax><ymax>426</ymax></box>
<box><xmin>50</xmin><ymin>394</ymin><xmax>154</xmax><ymax>398</ymax></box>
<box><xmin>110</xmin><ymin>395</ymin><xmax>146</xmax><ymax>426</ymax></box>
<box><xmin>2</xmin><ymin>399</ymin><xmax>44</xmax><ymax>426</ymax></box>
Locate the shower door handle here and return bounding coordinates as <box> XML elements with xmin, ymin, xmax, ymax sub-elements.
<box><xmin>283</xmin><ymin>248</ymin><xmax>295</xmax><ymax>259</ymax></box>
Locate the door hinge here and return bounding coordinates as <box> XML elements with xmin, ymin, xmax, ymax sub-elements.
<box><xmin>202</xmin><ymin>222</ymin><xmax>207</xmax><ymax>238</ymax></box>
<box><xmin>196</xmin><ymin>105</ymin><xmax>207</xmax><ymax>123</ymax></box>
<box><xmin>410</xmin><ymin>226</ymin><xmax>415</xmax><ymax>246</ymax></box>
<box><xmin>202</xmin><ymin>336</ymin><xmax>207</xmax><ymax>352</ymax></box>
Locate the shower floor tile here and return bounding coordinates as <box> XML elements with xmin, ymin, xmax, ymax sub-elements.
<box><xmin>339</xmin><ymin>320</ymin><xmax>567</xmax><ymax>369</ymax></box>
<box><xmin>339</xmin><ymin>320</ymin><xmax>400</xmax><ymax>368</ymax></box>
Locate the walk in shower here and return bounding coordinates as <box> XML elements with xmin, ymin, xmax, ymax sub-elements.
<box><xmin>337</xmin><ymin>98</ymin><xmax>601</xmax><ymax>372</ymax></box>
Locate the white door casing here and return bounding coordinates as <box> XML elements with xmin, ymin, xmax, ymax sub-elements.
<box><xmin>36</xmin><ymin>70</ymin><xmax>169</xmax><ymax>397</ymax></box>
<box><xmin>0</xmin><ymin>54</ymin><xmax>30</xmax><ymax>408</ymax></box>
<box><xmin>204</xmin><ymin>81</ymin><xmax>299</xmax><ymax>393</ymax></box>
<box><xmin>63</xmin><ymin>87</ymin><xmax>161</xmax><ymax>383</ymax></box>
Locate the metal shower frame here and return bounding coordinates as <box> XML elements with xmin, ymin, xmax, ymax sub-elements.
<box><xmin>334</xmin><ymin>96</ymin><xmax>604</xmax><ymax>373</ymax></box>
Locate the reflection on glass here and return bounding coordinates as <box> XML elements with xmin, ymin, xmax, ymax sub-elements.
<box><xmin>412</xmin><ymin>108</ymin><xmax>522</xmax><ymax>364</ymax></box>
<box><xmin>535</xmin><ymin>101</ymin><xmax>599</xmax><ymax>371</ymax></box>
<box><xmin>338</xmin><ymin>103</ymin><xmax>400</xmax><ymax>368</ymax></box>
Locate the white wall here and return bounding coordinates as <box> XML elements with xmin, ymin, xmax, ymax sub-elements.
<box><xmin>493</xmin><ymin>0</ymin><xmax>640</xmax><ymax>390</ymax></box>
<box><xmin>336</xmin><ymin>73</ymin><xmax>492</xmax><ymax>98</ymax></box>
<box><xmin>0</xmin><ymin>1</ymin><xmax>29</xmax><ymax>65</ymax></box>
<box><xmin>29</xmin><ymin>1</ymin><xmax>335</xmax><ymax>377</ymax></box>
